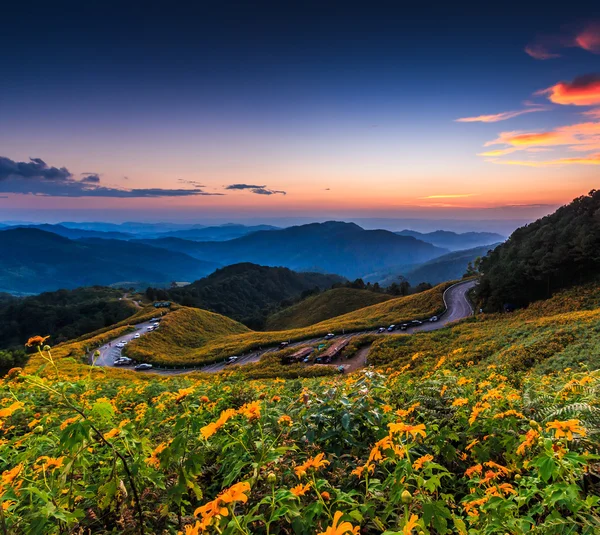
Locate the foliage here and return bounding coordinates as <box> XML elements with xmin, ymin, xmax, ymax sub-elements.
<box><xmin>478</xmin><ymin>190</ymin><xmax>600</xmax><ymax>311</ymax></box>
<box><xmin>155</xmin><ymin>263</ymin><xmax>344</xmax><ymax>329</ymax></box>
<box><xmin>265</xmin><ymin>288</ymin><xmax>393</xmax><ymax>330</ymax></box>
<box><xmin>0</xmin><ymin>286</ymin><xmax>139</xmax><ymax>350</ymax></box>
<box><xmin>2</xmin><ymin>339</ymin><xmax>599</xmax><ymax>534</ymax></box>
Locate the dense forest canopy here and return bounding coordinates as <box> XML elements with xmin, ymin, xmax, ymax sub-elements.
<box><xmin>0</xmin><ymin>286</ymin><xmax>137</xmax><ymax>350</ymax></box>
<box><xmin>477</xmin><ymin>190</ymin><xmax>600</xmax><ymax>311</ymax></box>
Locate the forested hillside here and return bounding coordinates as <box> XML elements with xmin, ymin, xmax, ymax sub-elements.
<box><xmin>157</xmin><ymin>263</ymin><xmax>344</xmax><ymax>328</ymax></box>
<box><xmin>478</xmin><ymin>190</ymin><xmax>600</xmax><ymax>310</ymax></box>
<box><xmin>0</xmin><ymin>286</ymin><xmax>139</xmax><ymax>349</ymax></box>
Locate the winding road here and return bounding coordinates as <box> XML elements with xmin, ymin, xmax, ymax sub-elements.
<box><xmin>92</xmin><ymin>279</ymin><xmax>476</xmax><ymax>375</ymax></box>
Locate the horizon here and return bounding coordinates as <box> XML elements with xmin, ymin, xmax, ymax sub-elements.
<box><xmin>2</xmin><ymin>2</ymin><xmax>599</xmax><ymax>224</ymax></box>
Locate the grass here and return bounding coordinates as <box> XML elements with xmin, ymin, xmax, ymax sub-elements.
<box><xmin>366</xmin><ymin>283</ymin><xmax>600</xmax><ymax>376</ymax></box>
<box><xmin>123</xmin><ymin>282</ymin><xmax>452</xmax><ymax>366</ymax></box>
<box><xmin>264</xmin><ymin>287</ymin><xmax>393</xmax><ymax>330</ymax></box>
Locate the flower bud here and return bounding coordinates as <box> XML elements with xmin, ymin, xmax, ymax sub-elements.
<box><xmin>267</xmin><ymin>472</ymin><xmax>277</xmax><ymax>484</ymax></box>
<box><xmin>401</xmin><ymin>489</ymin><xmax>412</xmax><ymax>504</ymax></box>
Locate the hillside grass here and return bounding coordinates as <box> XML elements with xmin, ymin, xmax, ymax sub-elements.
<box><xmin>366</xmin><ymin>282</ymin><xmax>600</xmax><ymax>376</ymax></box>
<box><xmin>264</xmin><ymin>287</ymin><xmax>393</xmax><ymax>330</ymax></box>
<box><xmin>124</xmin><ymin>282</ymin><xmax>452</xmax><ymax>366</ymax></box>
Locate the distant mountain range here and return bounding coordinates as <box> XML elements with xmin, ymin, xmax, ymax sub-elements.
<box><xmin>365</xmin><ymin>243</ymin><xmax>500</xmax><ymax>286</ymax></box>
<box><xmin>133</xmin><ymin>221</ymin><xmax>447</xmax><ymax>279</ymax></box>
<box><xmin>155</xmin><ymin>224</ymin><xmax>279</xmax><ymax>241</ymax></box>
<box><xmin>0</xmin><ymin>228</ymin><xmax>219</xmax><ymax>294</ymax></box>
<box><xmin>395</xmin><ymin>230</ymin><xmax>505</xmax><ymax>251</ymax></box>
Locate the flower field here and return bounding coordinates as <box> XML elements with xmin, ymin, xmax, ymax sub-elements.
<box><xmin>2</xmin><ymin>327</ymin><xmax>599</xmax><ymax>534</ymax></box>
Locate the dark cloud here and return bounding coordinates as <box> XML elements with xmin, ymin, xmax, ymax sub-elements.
<box><xmin>225</xmin><ymin>183</ymin><xmax>286</xmax><ymax>195</ymax></box>
<box><xmin>251</xmin><ymin>188</ymin><xmax>286</xmax><ymax>195</ymax></box>
<box><xmin>178</xmin><ymin>179</ymin><xmax>206</xmax><ymax>187</ymax></box>
<box><xmin>0</xmin><ymin>157</ymin><xmax>71</xmax><ymax>181</ymax></box>
<box><xmin>225</xmin><ymin>183</ymin><xmax>266</xmax><ymax>190</ymax></box>
<box><xmin>0</xmin><ymin>156</ymin><xmax>225</xmax><ymax>198</ymax></box>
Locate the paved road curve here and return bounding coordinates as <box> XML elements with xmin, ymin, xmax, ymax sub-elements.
<box><xmin>93</xmin><ymin>279</ymin><xmax>476</xmax><ymax>375</ymax></box>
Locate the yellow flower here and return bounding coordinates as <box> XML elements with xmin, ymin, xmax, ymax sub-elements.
<box><xmin>0</xmin><ymin>401</ymin><xmax>24</xmax><ymax>418</ymax></box>
<box><xmin>318</xmin><ymin>510</ymin><xmax>360</xmax><ymax>535</ymax></box>
<box><xmin>516</xmin><ymin>429</ymin><xmax>539</xmax><ymax>455</ymax></box>
<box><xmin>103</xmin><ymin>428</ymin><xmax>120</xmax><ymax>440</ymax></box>
<box><xmin>238</xmin><ymin>401</ymin><xmax>261</xmax><ymax>421</ymax></box>
<box><xmin>34</xmin><ymin>456</ymin><xmax>64</xmax><ymax>473</ymax></box>
<box><xmin>451</xmin><ymin>398</ymin><xmax>469</xmax><ymax>407</ymax></box>
<box><xmin>174</xmin><ymin>387</ymin><xmax>194</xmax><ymax>403</ymax></box>
<box><xmin>546</xmin><ymin>419</ymin><xmax>586</xmax><ymax>440</ymax></box>
<box><xmin>403</xmin><ymin>513</ymin><xmax>420</xmax><ymax>535</ymax></box>
<box><xmin>412</xmin><ymin>454</ymin><xmax>433</xmax><ymax>471</ymax></box>
<box><xmin>60</xmin><ymin>416</ymin><xmax>80</xmax><ymax>430</ymax></box>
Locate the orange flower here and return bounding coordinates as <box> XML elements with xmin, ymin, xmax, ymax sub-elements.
<box><xmin>295</xmin><ymin>452</ymin><xmax>330</xmax><ymax>477</ymax></box>
<box><xmin>451</xmin><ymin>398</ymin><xmax>469</xmax><ymax>407</ymax></box>
<box><xmin>200</xmin><ymin>408</ymin><xmax>237</xmax><ymax>439</ymax></box>
<box><xmin>388</xmin><ymin>422</ymin><xmax>426</xmax><ymax>440</ymax></box>
<box><xmin>290</xmin><ymin>483</ymin><xmax>311</xmax><ymax>497</ymax></box>
<box><xmin>200</xmin><ymin>396</ymin><xmax>210</xmax><ymax>403</ymax></box>
<box><xmin>145</xmin><ymin>442</ymin><xmax>169</xmax><ymax>469</ymax></box>
<box><xmin>0</xmin><ymin>401</ymin><xmax>24</xmax><ymax>418</ymax></box>
<box><xmin>271</xmin><ymin>395</ymin><xmax>281</xmax><ymax>402</ymax></box>
<box><xmin>412</xmin><ymin>454</ymin><xmax>433</xmax><ymax>471</ymax></box>
<box><xmin>238</xmin><ymin>401</ymin><xmax>261</xmax><ymax>421</ymax></box>
<box><xmin>320</xmin><ymin>491</ymin><xmax>331</xmax><ymax>501</ymax></box>
<box><xmin>34</xmin><ymin>456</ymin><xmax>64</xmax><ymax>473</ymax></box>
<box><xmin>546</xmin><ymin>419</ymin><xmax>586</xmax><ymax>440</ymax></box>
<box><xmin>403</xmin><ymin>514</ymin><xmax>420</xmax><ymax>535</ymax></box>
<box><xmin>219</xmin><ymin>481</ymin><xmax>251</xmax><ymax>504</ymax></box>
<box><xmin>278</xmin><ymin>415</ymin><xmax>292</xmax><ymax>426</ymax></box>
<box><xmin>318</xmin><ymin>510</ymin><xmax>360</xmax><ymax>535</ymax></box>
<box><xmin>25</xmin><ymin>335</ymin><xmax>50</xmax><ymax>347</ymax></box>
<box><xmin>464</xmin><ymin>464</ymin><xmax>482</xmax><ymax>478</ymax></box>
<box><xmin>516</xmin><ymin>429</ymin><xmax>539</xmax><ymax>455</ymax></box>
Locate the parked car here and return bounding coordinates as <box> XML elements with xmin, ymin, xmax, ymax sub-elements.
<box><xmin>116</xmin><ymin>342</ymin><xmax>125</xmax><ymax>348</ymax></box>
<box><xmin>410</xmin><ymin>320</ymin><xmax>423</xmax><ymax>326</ymax></box>
<box><xmin>387</xmin><ymin>325</ymin><xmax>396</xmax><ymax>332</ymax></box>
<box><xmin>134</xmin><ymin>363</ymin><xmax>153</xmax><ymax>371</ymax></box>
<box><xmin>225</xmin><ymin>356</ymin><xmax>239</xmax><ymax>365</ymax></box>
<box><xmin>429</xmin><ymin>316</ymin><xmax>439</xmax><ymax>322</ymax></box>
<box><xmin>153</xmin><ymin>322</ymin><xmax>160</xmax><ymax>327</ymax></box>
<box><xmin>134</xmin><ymin>333</ymin><xmax>141</xmax><ymax>339</ymax></box>
<box><xmin>377</xmin><ymin>327</ymin><xmax>386</xmax><ymax>333</ymax></box>
<box><xmin>279</xmin><ymin>341</ymin><xmax>290</xmax><ymax>349</ymax></box>
<box><xmin>324</xmin><ymin>333</ymin><xmax>335</xmax><ymax>340</ymax></box>
<box><xmin>114</xmin><ymin>357</ymin><xmax>133</xmax><ymax>366</ymax></box>
<box><xmin>399</xmin><ymin>324</ymin><xmax>409</xmax><ymax>331</ymax></box>
<box><xmin>147</xmin><ymin>326</ymin><xmax>154</xmax><ymax>331</ymax></box>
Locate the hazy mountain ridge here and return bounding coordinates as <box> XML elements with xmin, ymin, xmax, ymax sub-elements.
<box><xmin>396</xmin><ymin>229</ymin><xmax>505</xmax><ymax>251</ymax></box>
<box><xmin>0</xmin><ymin>228</ymin><xmax>219</xmax><ymax>294</ymax></box>
<box><xmin>134</xmin><ymin>221</ymin><xmax>447</xmax><ymax>279</ymax></box>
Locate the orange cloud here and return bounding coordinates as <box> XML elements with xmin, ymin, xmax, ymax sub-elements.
<box><xmin>489</xmin><ymin>153</ymin><xmax>600</xmax><ymax>167</ymax></box>
<box><xmin>524</xmin><ymin>44</ymin><xmax>561</xmax><ymax>60</ymax></box>
<box><xmin>456</xmin><ymin>107</ymin><xmax>547</xmax><ymax>123</ymax></box>
<box><xmin>536</xmin><ymin>74</ymin><xmax>600</xmax><ymax>106</ymax></box>
<box><xmin>485</xmin><ymin>121</ymin><xmax>600</xmax><ymax>150</ymax></box>
<box><xmin>582</xmin><ymin>108</ymin><xmax>600</xmax><ymax>119</ymax></box>
<box><xmin>575</xmin><ymin>23</ymin><xmax>600</xmax><ymax>53</ymax></box>
<box><xmin>525</xmin><ymin>22</ymin><xmax>600</xmax><ymax>59</ymax></box>
<box><xmin>420</xmin><ymin>194</ymin><xmax>478</xmax><ymax>199</ymax></box>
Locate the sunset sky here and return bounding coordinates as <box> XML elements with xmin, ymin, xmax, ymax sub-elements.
<box><xmin>1</xmin><ymin>2</ymin><xmax>599</xmax><ymax>227</ymax></box>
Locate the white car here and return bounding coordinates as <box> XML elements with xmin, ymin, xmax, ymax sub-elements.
<box><xmin>429</xmin><ymin>316</ymin><xmax>439</xmax><ymax>322</ymax></box>
<box><xmin>225</xmin><ymin>356</ymin><xmax>239</xmax><ymax>365</ymax></box>
<box><xmin>147</xmin><ymin>326</ymin><xmax>154</xmax><ymax>331</ymax></box>
<box><xmin>324</xmin><ymin>333</ymin><xmax>335</xmax><ymax>340</ymax></box>
<box><xmin>134</xmin><ymin>363</ymin><xmax>153</xmax><ymax>371</ymax></box>
<box><xmin>134</xmin><ymin>333</ymin><xmax>141</xmax><ymax>339</ymax></box>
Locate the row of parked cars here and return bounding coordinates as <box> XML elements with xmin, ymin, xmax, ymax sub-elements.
<box><xmin>112</xmin><ymin>323</ymin><xmax>159</xmax><ymax>370</ymax></box>
<box><xmin>377</xmin><ymin>315</ymin><xmax>439</xmax><ymax>334</ymax></box>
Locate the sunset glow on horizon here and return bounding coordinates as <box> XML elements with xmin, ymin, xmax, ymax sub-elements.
<box><xmin>1</xmin><ymin>2</ymin><xmax>599</xmax><ymax>225</ymax></box>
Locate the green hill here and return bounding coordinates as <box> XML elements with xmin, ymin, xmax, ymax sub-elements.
<box><xmin>265</xmin><ymin>287</ymin><xmax>393</xmax><ymax>330</ymax></box>
<box><xmin>125</xmin><ymin>282</ymin><xmax>450</xmax><ymax>366</ymax></box>
<box><xmin>160</xmin><ymin>263</ymin><xmax>344</xmax><ymax>328</ymax></box>
<box><xmin>0</xmin><ymin>286</ymin><xmax>139</xmax><ymax>350</ymax></box>
<box><xmin>478</xmin><ymin>190</ymin><xmax>600</xmax><ymax>311</ymax></box>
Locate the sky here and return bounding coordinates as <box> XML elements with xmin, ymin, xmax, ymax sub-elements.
<box><xmin>1</xmin><ymin>1</ymin><xmax>599</xmax><ymax>228</ymax></box>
